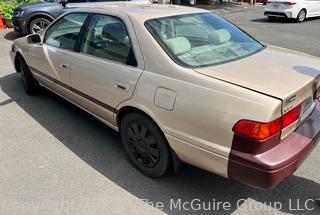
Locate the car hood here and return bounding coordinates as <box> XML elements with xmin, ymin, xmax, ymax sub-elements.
<box><xmin>15</xmin><ymin>2</ymin><xmax>58</xmax><ymax>10</ymax></box>
<box><xmin>16</xmin><ymin>1</ymin><xmax>59</xmax><ymax>10</ymax></box>
<box><xmin>195</xmin><ymin>46</ymin><xmax>320</xmax><ymax>100</ymax></box>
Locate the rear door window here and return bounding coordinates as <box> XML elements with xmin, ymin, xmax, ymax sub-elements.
<box><xmin>79</xmin><ymin>14</ymin><xmax>137</xmax><ymax>66</ymax></box>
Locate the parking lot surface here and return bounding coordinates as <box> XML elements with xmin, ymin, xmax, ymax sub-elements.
<box><xmin>210</xmin><ymin>4</ymin><xmax>320</xmax><ymax>57</ymax></box>
<box><xmin>0</xmin><ymin>4</ymin><xmax>320</xmax><ymax>215</ymax></box>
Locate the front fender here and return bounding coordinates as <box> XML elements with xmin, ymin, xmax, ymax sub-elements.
<box><xmin>26</xmin><ymin>12</ymin><xmax>55</xmax><ymax>24</ymax></box>
<box><xmin>10</xmin><ymin>36</ymin><xmax>33</xmax><ymax>72</ymax></box>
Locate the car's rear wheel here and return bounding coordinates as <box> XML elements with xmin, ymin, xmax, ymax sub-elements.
<box><xmin>120</xmin><ymin>112</ymin><xmax>171</xmax><ymax>177</ymax></box>
<box><xmin>18</xmin><ymin>56</ymin><xmax>40</xmax><ymax>95</ymax></box>
<box><xmin>297</xmin><ymin>9</ymin><xmax>306</xmax><ymax>23</ymax></box>
<box><xmin>29</xmin><ymin>17</ymin><xmax>51</xmax><ymax>34</ymax></box>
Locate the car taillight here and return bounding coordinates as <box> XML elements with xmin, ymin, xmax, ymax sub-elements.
<box><xmin>282</xmin><ymin>104</ymin><xmax>301</xmax><ymax>128</ymax></box>
<box><xmin>233</xmin><ymin>103</ymin><xmax>302</xmax><ymax>140</ymax></box>
<box><xmin>283</xmin><ymin>2</ymin><xmax>296</xmax><ymax>5</ymax></box>
<box><xmin>233</xmin><ymin>118</ymin><xmax>282</xmax><ymax>140</ymax></box>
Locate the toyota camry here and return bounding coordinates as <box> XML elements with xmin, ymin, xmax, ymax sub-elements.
<box><xmin>10</xmin><ymin>4</ymin><xmax>320</xmax><ymax>189</ymax></box>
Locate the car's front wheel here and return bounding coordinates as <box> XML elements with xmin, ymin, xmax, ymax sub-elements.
<box><xmin>297</xmin><ymin>9</ymin><xmax>307</xmax><ymax>23</ymax></box>
<box><xmin>120</xmin><ymin>112</ymin><xmax>171</xmax><ymax>177</ymax></box>
<box><xmin>18</xmin><ymin>56</ymin><xmax>40</xmax><ymax>95</ymax></box>
<box><xmin>29</xmin><ymin>17</ymin><xmax>51</xmax><ymax>34</ymax></box>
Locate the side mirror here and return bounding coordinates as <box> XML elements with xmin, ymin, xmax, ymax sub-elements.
<box><xmin>26</xmin><ymin>34</ymin><xmax>41</xmax><ymax>44</ymax></box>
<box><xmin>58</xmin><ymin>0</ymin><xmax>68</xmax><ymax>7</ymax></box>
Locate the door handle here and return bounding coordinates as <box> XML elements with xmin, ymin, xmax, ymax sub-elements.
<box><xmin>59</xmin><ymin>64</ymin><xmax>69</xmax><ymax>69</ymax></box>
<box><xmin>115</xmin><ymin>81</ymin><xmax>130</xmax><ymax>92</ymax></box>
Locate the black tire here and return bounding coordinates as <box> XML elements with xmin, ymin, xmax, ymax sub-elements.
<box><xmin>28</xmin><ymin>17</ymin><xmax>51</xmax><ymax>34</ymax></box>
<box><xmin>268</xmin><ymin>16</ymin><xmax>276</xmax><ymax>21</ymax></box>
<box><xmin>18</xmin><ymin>56</ymin><xmax>40</xmax><ymax>95</ymax></box>
<box><xmin>120</xmin><ymin>112</ymin><xmax>171</xmax><ymax>177</ymax></box>
<box><xmin>296</xmin><ymin>9</ymin><xmax>306</xmax><ymax>23</ymax></box>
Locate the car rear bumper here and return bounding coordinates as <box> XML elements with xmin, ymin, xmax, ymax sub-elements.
<box><xmin>12</xmin><ymin>17</ymin><xmax>28</xmax><ymax>35</ymax></box>
<box><xmin>264</xmin><ymin>11</ymin><xmax>293</xmax><ymax>19</ymax></box>
<box><xmin>228</xmin><ymin>106</ymin><xmax>320</xmax><ymax>189</ymax></box>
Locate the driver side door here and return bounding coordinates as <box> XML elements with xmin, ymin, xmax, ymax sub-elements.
<box><xmin>28</xmin><ymin>13</ymin><xmax>89</xmax><ymax>92</ymax></box>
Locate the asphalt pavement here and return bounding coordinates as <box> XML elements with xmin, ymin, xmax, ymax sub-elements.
<box><xmin>0</xmin><ymin>4</ymin><xmax>320</xmax><ymax>215</ymax></box>
<box><xmin>211</xmin><ymin>3</ymin><xmax>320</xmax><ymax>57</ymax></box>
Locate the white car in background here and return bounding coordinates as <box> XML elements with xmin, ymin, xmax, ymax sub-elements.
<box><xmin>265</xmin><ymin>0</ymin><xmax>320</xmax><ymax>22</ymax></box>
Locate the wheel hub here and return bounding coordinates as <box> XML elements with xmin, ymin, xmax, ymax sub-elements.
<box><xmin>299</xmin><ymin>11</ymin><xmax>306</xmax><ymax>21</ymax></box>
<box><xmin>32</xmin><ymin>20</ymin><xmax>49</xmax><ymax>34</ymax></box>
<box><xmin>137</xmin><ymin>139</ymin><xmax>147</xmax><ymax>152</ymax></box>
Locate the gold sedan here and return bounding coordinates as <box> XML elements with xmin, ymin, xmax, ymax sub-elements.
<box><xmin>10</xmin><ymin>4</ymin><xmax>320</xmax><ymax>189</ymax></box>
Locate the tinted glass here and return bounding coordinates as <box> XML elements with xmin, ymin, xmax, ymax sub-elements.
<box><xmin>44</xmin><ymin>13</ymin><xmax>88</xmax><ymax>51</ymax></box>
<box><xmin>145</xmin><ymin>12</ymin><xmax>264</xmax><ymax>68</ymax></box>
<box><xmin>80</xmin><ymin>15</ymin><xmax>136</xmax><ymax>66</ymax></box>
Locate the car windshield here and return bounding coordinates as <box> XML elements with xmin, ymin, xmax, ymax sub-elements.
<box><xmin>145</xmin><ymin>12</ymin><xmax>264</xmax><ymax>68</ymax></box>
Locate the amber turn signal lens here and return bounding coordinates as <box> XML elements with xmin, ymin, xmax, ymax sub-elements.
<box><xmin>233</xmin><ymin>118</ymin><xmax>282</xmax><ymax>140</ymax></box>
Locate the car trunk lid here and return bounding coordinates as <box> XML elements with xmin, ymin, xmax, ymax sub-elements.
<box><xmin>194</xmin><ymin>46</ymin><xmax>320</xmax><ymax>138</ymax></box>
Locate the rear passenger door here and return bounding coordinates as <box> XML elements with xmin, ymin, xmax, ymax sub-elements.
<box><xmin>70</xmin><ymin>13</ymin><xmax>144</xmax><ymax>123</ymax></box>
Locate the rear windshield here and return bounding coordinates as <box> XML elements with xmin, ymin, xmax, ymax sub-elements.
<box><xmin>145</xmin><ymin>12</ymin><xmax>264</xmax><ymax>68</ymax></box>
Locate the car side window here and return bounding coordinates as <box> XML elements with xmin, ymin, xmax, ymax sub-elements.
<box><xmin>44</xmin><ymin>13</ymin><xmax>88</xmax><ymax>51</ymax></box>
<box><xmin>80</xmin><ymin>14</ymin><xmax>137</xmax><ymax>66</ymax></box>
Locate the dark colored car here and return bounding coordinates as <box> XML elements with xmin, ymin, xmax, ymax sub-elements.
<box><xmin>13</xmin><ymin>0</ymin><xmax>151</xmax><ymax>34</ymax></box>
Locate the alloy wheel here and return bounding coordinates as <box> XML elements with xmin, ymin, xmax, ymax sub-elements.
<box><xmin>31</xmin><ymin>20</ymin><xmax>50</xmax><ymax>34</ymax></box>
<box><xmin>298</xmin><ymin>10</ymin><xmax>306</xmax><ymax>22</ymax></box>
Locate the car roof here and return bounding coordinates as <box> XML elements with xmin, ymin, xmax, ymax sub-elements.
<box><xmin>74</xmin><ymin>4</ymin><xmax>208</xmax><ymax>21</ymax></box>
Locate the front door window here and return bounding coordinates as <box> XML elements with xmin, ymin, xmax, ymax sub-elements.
<box><xmin>44</xmin><ymin>13</ymin><xmax>88</xmax><ymax>51</ymax></box>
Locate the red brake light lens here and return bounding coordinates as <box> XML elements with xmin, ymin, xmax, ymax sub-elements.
<box><xmin>233</xmin><ymin>103</ymin><xmax>302</xmax><ymax>140</ymax></box>
<box><xmin>283</xmin><ymin>2</ymin><xmax>296</xmax><ymax>5</ymax></box>
<box><xmin>282</xmin><ymin>104</ymin><xmax>301</xmax><ymax>128</ymax></box>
